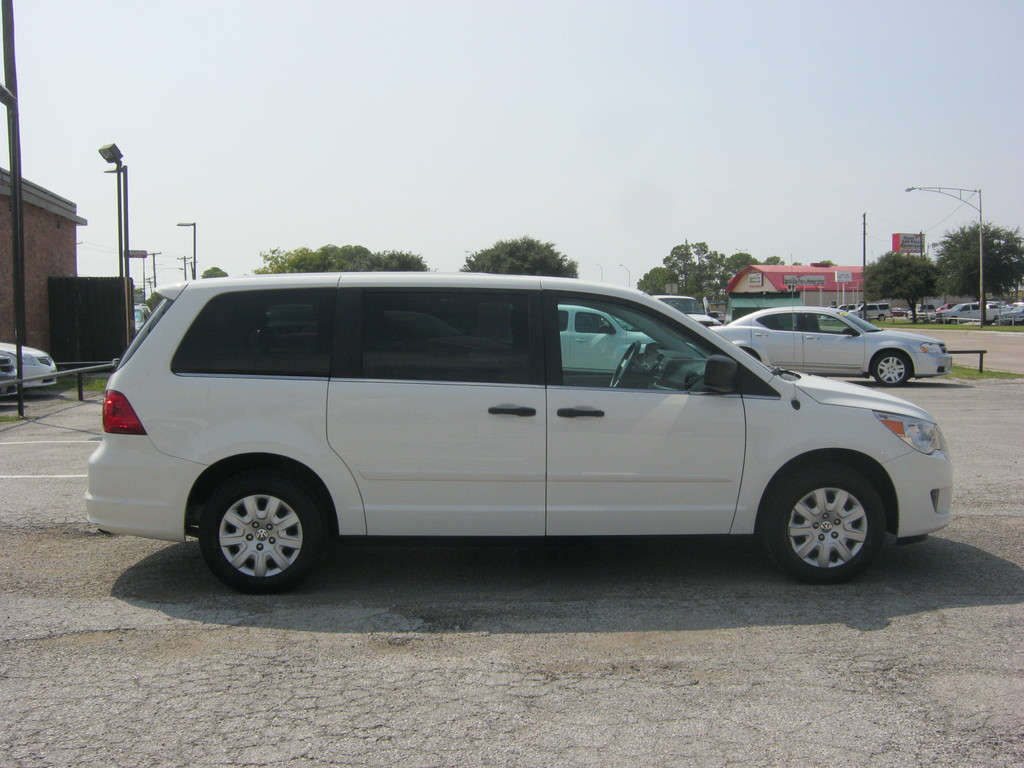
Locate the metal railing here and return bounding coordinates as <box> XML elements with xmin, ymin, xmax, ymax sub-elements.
<box><xmin>2</xmin><ymin>360</ymin><xmax>116</xmax><ymax>417</ymax></box>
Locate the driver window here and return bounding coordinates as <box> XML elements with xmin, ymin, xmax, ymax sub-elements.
<box><xmin>575</xmin><ymin>311</ymin><xmax>615</xmax><ymax>334</ymax></box>
<box><xmin>812</xmin><ymin>313</ymin><xmax>849</xmax><ymax>335</ymax></box>
<box><xmin>556</xmin><ymin>297</ymin><xmax>719</xmax><ymax>393</ymax></box>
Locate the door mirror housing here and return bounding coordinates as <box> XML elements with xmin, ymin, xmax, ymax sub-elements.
<box><xmin>704</xmin><ymin>354</ymin><xmax>738</xmax><ymax>394</ymax></box>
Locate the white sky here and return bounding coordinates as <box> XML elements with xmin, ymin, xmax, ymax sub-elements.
<box><xmin>6</xmin><ymin>0</ymin><xmax>1023</xmax><ymax>287</ymax></box>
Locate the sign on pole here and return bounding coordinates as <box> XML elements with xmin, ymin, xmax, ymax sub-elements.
<box><xmin>891</xmin><ymin>233</ymin><xmax>924</xmax><ymax>254</ymax></box>
<box><xmin>835</xmin><ymin>270</ymin><xmax>852</xmax><ymax>283</ymax></box>
<box><xmin>127</xmin><ymin>249</ymin><xmax>148</xmax><ymax>259</ymax></box>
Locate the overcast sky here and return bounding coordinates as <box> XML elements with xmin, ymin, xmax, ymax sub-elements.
<box><xmin>7</xmin><ymin>0</ymin><xmax>1023</xmax><ymax>288</ymax></box>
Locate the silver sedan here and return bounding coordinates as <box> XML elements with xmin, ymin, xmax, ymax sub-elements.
<box><xmin>713</xmin><ymin>306</ymin><xmax>952</xmax><ymax>386</ymax></box>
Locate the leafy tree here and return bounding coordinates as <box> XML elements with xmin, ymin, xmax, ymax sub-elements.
<box><xmin>725</xmin><ymin>252</ymin><xmax>759</xmax><ymax>276</ymax></box>
<box><xmin>762</xmin><ymin>255</ymin><xmax>785</xmax><ymax>265</ymax></box>
<box><xmin>662</xmin><ymin>241</ymin><xmax>729</xmax><ymax>300</ymax></box>
<box><xmin>864</xmin><ymin>252</ymin><xmax>938</xmax><ymax>323</ymax></box>
<box><xmin>637</xmin><ymin>266</ymin><xmax>675</xmax><ymax>295</ymax></box>
<box><xmin>254</xmin><ymin>244</ymin><xmax>427</xmax><ymax>273</ymax></box>
<box><xmin>462</xmin><ymin>236</ymin><xmax>578</xmax><ymax>277</ymax></box>
<box><xmin>201</xmin><ymin>266</ymin><xmax>228</xmax><ymax>278</ymax></box>
<box><xmin>936</xmin><ymin>223</ymin><xmax>1024</xmax><ymax>299</ymax></box>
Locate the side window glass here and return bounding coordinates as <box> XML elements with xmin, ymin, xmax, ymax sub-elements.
<box><xmin>575</xmin><ymin>311</ymin><xmax>615</xmax><ymax>334</ymax></box>
<box><xmin>171</xmin><ymin>288</ymin><xmax>335</xmax><ymax>377</ymax></box>
<box><xmin>758</xmin><ymin>312</ymin><xmax>795</xmax><ymax>331</ymax></box>
<box><xmin>814</xmin><ymin>313</ymin><xmax>849</xmax><ymax>334</ymax></box>
<box><xmin>557</xmin><ymin>297</ymin><xmax>718</xmax><ymax>393</ymax></box>
<box><xmin>361</xmin><ymin>291</ymin><xmax>531</xmax><ymax>384</ymax></box>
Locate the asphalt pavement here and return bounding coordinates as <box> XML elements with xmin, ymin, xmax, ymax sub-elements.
<box><xmin>0</xmin><ymin>378</ymin><xmax>1022</xmax><ymax>768</ymax></box>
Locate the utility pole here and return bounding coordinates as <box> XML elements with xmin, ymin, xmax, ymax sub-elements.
<box><xmin>861</xmin><ymin>213</ymin><xmax>867</xmax><ymax>320</ymax></box>
<box><xmin>147</xmin><ymin>252</ymin><xmax>161</xmax><ymax>295</ymax></box>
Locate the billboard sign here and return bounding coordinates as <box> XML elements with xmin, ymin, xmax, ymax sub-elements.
<box><xmin>892</xmin><ymin>233</ymin><xmax>924</xmax><ymax>254</ymax></box>
<box><xmin>835</xmin><ymin>270</ymin><xmax>853</xmax><ymax>283</ymax></box>
<box><xmin>783</xmin><ymin>274</ymin><xmax>826</xmax><ymax>286</ymax></box>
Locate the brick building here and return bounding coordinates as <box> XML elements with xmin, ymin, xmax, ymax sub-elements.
<box><xmin>0</xmin><ymin>168</ymin><xmax>87</xmax><ymax>349</ymax></box>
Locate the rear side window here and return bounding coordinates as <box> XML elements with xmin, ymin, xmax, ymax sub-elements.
<box><xmin>361</xmin><ymin>291</ymin><xmax>532</xmax><ymax>384</ymax></box>
<box><xmin>172</xmin><ymin>288</ymin><xmax>335</xmax><ymax>377</ymax></box>
<box><xmin>758</xmin><ymin>312</ymin><xmax>796</xmax><ymax>331</ymax></box>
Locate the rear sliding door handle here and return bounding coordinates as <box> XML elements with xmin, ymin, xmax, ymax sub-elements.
<box><xmin>488</xmin><ymin>405</ymin><xmax>537</xmax><ymax>417</ymax></box>
<box><xmin>557</xmin><ymin>407</ymin><xmax>605</xmax><ymax>418</ymax></box>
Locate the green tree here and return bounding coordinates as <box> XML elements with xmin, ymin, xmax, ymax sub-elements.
<box><xmin>864</xmin><ymin>252</ymin><xmax>938</xmax><ymax>323</ymax></box>
<box><xmin>637</xmin><ymin>266</ymin><xmax>675</xmax><ymax>295</ymax></box>
<box><xmin>762</xmin><ymin>255</ymin><xmax>785</xmax><ymax>265</ymax></box>
<box><xmin>254</xmin><ymin>244</ymin><xmax>427</xmax><ymax>273</ymax></box>
<box><xmin>725</xmin><ymin>252</ymin><xmax>759</xmax><ymax>275</ymax></box>
<box><xmin>936</xmin><ymin>223</ymin><xmax>1024</xmax><ymax>299</ymax></box>
<box><xmin>201</xmin><ymin>266</ymin><xmax>228</xmax><ymax>278</ymax></box>
<box><xmin>662</xmin><ymin>241</ymin><xmax>729</xmax><ymax>300</ymax></box>
<box><xmin>462</xmin><ymin>236</ymin><xmax>578</xmax><ymax>277</ymax></box>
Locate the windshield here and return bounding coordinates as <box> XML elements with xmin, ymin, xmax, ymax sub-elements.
<box><xmin>837</xmin><ymin>311</ymin><xmax>881</xmax><ymax>333</ymax></box>
<box><xmin>660</xmin><ymin>297</ymin><xmax>703</xmax><ymax>314</ymax></box>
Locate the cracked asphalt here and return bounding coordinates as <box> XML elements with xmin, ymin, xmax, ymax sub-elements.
<box><xmin>1</xmin><ymin>377</ymin><xmax>1022</xmax><ymax>767</ymax></box>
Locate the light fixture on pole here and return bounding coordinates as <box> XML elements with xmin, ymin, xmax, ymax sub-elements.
<box><xmin>906</xmin><ymin>186</ymin><xmax>984</xmax><ymax>324</ymax></box>
<box><xmin>99</xmin><ymin>142</ymin><xmax>133</xmax><ymax>346</ymax></box>
<box><xmin>177</xmin><ymin>222</ymin><xmax>196</xmax><ymax>279</ymax></box>
<box><xmin>619</xmin><ymin>264</ymin><xmax>631</xmax><ymax>287</ymax></box>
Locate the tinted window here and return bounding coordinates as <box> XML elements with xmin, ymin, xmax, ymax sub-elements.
<box><xmin>758</xmin><ymin>312</ymin><xmax>796</xmax><ymax>331</ymax></box>
<box><xmin>361</xmin><ymin>291</ymin><xmax>532</xmax><ymax>384</ymax></box>
<box><xmin>171</xmin><ymin>288</ymin><xmax>335</xmax><ymax>377</ymax></box>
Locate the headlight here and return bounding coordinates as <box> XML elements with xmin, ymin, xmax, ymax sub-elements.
<box><xmin>919</xmin><ymin>342</ymin><xmax>943</xmax><ymax>354</ymax></box>
<box><xmin>874</xmin><ymin>411</ymin><xmax>943</xmax><ymax>455</ymax></box>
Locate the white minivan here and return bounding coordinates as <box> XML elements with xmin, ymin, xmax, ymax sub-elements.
<box><xmin>87</xmin><ymin>274</ymin><xmax>953</xmax><ymax>592</ymax></box>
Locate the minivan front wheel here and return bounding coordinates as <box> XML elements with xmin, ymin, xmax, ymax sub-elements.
<box><xmin>199</xmin><ymin>473</ymin><xmax>326</xmax><ymax>593</ymax></box>
<box><xmin>757</xmin><ymin>466</ymin><xmax>885</xmax><ymax>584</ymax></box>
<box><xmin>871</xmin><ymin>350</ymin><xmax>912</xmax><ymax>386</ymax></box>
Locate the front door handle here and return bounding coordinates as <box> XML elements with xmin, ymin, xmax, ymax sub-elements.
<box><xmin>557</xmin><ymin>407</ymin><xmax>605</xmax><ymax>418</ymax></box>
<box><xmin>488</xmin><ymin>405</ymin><xmax>537</xmax><ymax>417</ymax></box>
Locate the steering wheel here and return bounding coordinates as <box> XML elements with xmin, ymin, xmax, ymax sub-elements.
<box><xmin>610</xmin><ymin>342</ymin><xmax>641</xmax><ymax>388</ymax></box>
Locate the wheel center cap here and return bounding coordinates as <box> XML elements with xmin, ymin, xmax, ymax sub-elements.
<box><xmin>254</xmin><ymin>529</ymin><xmax>269</xmax><ymax>541</ymax></box>
<box><xmin>821</xmin><ymin>521</ymin><xmax>834</xmax><ymax>532</ymax></box>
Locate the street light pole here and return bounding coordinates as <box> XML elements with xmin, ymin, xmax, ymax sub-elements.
<box><xmin>99</xmin><ymin>143</ymin><xmax>133</xmax><ymax>347</ymax></box>
<box><xmin>619</xmin><ymin>264</ymin><xmax>631</xmax><ymax>287</ymax></box>
<box><xmin>177</xmin><ymin>222</ymin><xmax>196</xmax><ymax>279</ymax></box>
<box><xmin>906</xmin><ymin>186</ymin><xmax>985</xmax><ymax>324</ymax></box>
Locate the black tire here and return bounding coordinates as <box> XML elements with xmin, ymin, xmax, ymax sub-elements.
<box><xmin>199</xmin><ymin>472</ymin><xmax>327</xmax><ymax>594</ymax></box>
<box><xmin>870</xmin><ymin>349</ymin><xmax>912</xmax><ymax>386</ymax></box>
<box><xmin>757</xmin><ymin>466</ymin><xmax>886</xmax><ymax>584</ymax></box>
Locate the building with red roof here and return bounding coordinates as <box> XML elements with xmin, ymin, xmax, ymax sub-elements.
<box><xmin>725</xmin><ymin>264</ymin><xmax>865</xmax><ymax>321</ymax></box>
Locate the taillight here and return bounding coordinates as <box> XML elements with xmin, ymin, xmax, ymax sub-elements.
<box><xmin>102</xmin><ymin>390</ymin><xmax>147</xmax><ymax>435</ymax></box>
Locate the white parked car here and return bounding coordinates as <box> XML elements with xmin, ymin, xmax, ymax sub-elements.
<box><xmin>997</xmin><ymin>305</ymin><xmax>1024</xmax><ymax>326</ymax></box>
<box><xmin>714</xmin><ymin>306</ymin><xmax>951</xmax><ymax>386</ymax></box>
<box><xmin>0</xmin><ymin>351</ymin><xmax>16</xmax><ymax>396</ymax></box>
<box><xmin>87</xmin><ymin>274</ymin><xmax>953</xmax><ymax>592</ymax></box>
<box><xmin>653</xmin><ymin>295</ymin><xmax>721</xmax><ymax>326</ymax></box>
<box><xmin>934</xmin><ymin>302</ymin><xmax>1002</xmax><ymax>324</ymax></box>
<box><xmin>0</xmin><ymin>342</ymin><xmax>58</xmax><ymax>392</ymax></box>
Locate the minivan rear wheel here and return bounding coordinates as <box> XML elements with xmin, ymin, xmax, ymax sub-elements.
<box><xmin>199</xmin><ymin>473</ymin><xmax>326</xmax><ymax>593</ymax></box>
<box><xmin>757</xmin><ymin>466</ymin><xmax>885</xmax><ymax>584</ymax></box>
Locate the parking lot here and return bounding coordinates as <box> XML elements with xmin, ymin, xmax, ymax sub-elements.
<box><xmin>1</xmin><ymin>377</ymin><xmax>1022</xmax><ymax>768</ymax></box>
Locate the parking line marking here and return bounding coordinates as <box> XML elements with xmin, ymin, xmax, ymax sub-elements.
<box><xmin>0</xmin><ymin>474</ymin><xmax>88</xmax><ymax>478</ymax></box>
<box><xmin>0</xmin><ymin>440</ymin><xmax>99</xmax><ymax>446</ymax></box>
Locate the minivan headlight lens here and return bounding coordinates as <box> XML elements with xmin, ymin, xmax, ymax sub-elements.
<box><xmin>874</xmin><ymin>411</ymin><xmax>942</xmax><ymax>454</ymax></box>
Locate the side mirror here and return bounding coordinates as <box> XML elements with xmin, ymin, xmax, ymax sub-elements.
<box><xmin>843</xmin><ymin>327</ymin><xmax>859</xmax><ymax>336</ymax></box>
<box><xmin>704</xmin><ymin>354</ymin><xmax>738</xmax><ymax>394</ymax></box>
